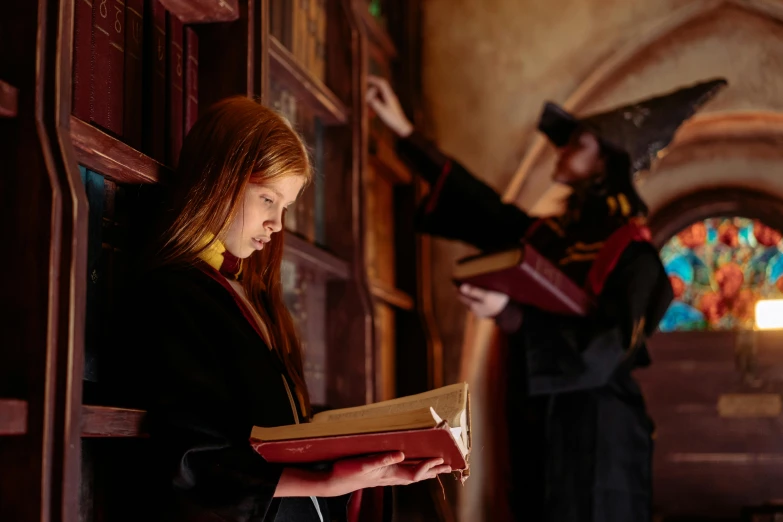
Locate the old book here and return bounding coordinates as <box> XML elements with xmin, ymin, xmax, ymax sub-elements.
<box><xmin>250</xmin><ymin>382</ymin><xmax>471</xmax><ymax>478</ymax></box>
<box><xmin>166</xmin><ymin>13</ymin><xmax>184</xmax><ymax>167</ymax></box>
<box><xmin>91</xmin><ymin>0</ymin><xmax>125</xmax><ymax>136</ymax></box>
<box><xmin>72</xmin><ymin>0</ymin><xmax>93</xmax><ymax>121</ymax></box>
<box><xmin>183</xmin><ymin>27</ymin><xmax>199</xmax><ymax>135</ymax></box>
<box><xmin>144</xmin><ymin>0</ymin><xmax>167</xmax><ymax>162</ymax></box>
<box><xmin>123</xmin><ymin>0</ymin><xmax>144</xmax><ymax>149</ymax></box>
<box><xmin>453</xmin><ymin>243</ymin><xmax>592</xmax><ymax>315</ymax></box>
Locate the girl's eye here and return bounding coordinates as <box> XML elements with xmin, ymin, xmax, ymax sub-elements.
<box><xmin>262</xmin><ymin>197</ymin><xmax>274</xmax><ymax>205</ymax></box>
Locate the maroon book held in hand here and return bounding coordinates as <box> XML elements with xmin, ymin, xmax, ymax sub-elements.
<box><xmin>453</xmin><ymin>242</ymin><xmax>593</xmax><ymax>316</ymax></box>
<box><xmin>249</xmin><ymin>383</ymin><xmax>471</xmax><ymax>482</ymax></box>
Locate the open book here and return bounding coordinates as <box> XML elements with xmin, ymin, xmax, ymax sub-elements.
<box><xmin>250</xmin><ymin>382</ymin><xmax>471</xmax><ymax>481</ymax></box>
<box><xmin>453</xmin><ymin>242</ymin><xmax>592</xmax><ymax>315</ymax></box>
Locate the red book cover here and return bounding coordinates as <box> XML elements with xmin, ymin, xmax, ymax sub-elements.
<box><xmin>250</xmin><ymin>426</ymin><xmax>468</xmax><ymax>472</ymax></box>
<box><xmin>183</xmin><ymin>27</ymin><xmax>198</xmax><ymax>135</ymax></box>
<box><xmin>144</xmin><ymin>0</ymin><xmax>167</xmax><ymax>162</ymax></box>
<box><xmin>453</xmin><ymin>242</ymin><xmax>593</xmax><ymax>316</ymax></box>
<box><xmin>123</xmin><ymin>0</ymin><xmax>144</xmax><ymax>149</ymax></box>
<box><xmin>91</xmin><ymin>0</ymin><xmax>125</xmax><ymax>136</ymax></box>
<box><xmin>166</xmin><ymin>13</ymin><xmax>184</xmax><ymax>167</ymax></box>
<box><xmin>72</xmin><ymin>0</ymin><xmax>93</xmax><ymax>121</ymax></box>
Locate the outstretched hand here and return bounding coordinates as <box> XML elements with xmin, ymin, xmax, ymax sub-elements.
<box><xmin>366</xmin><ymin>75</ymin><xmax>414</xmax><ymax>138</ymax></box>
<box><xmin>459</xmin><ymin>284</ymin><xmax>509</xmax><ymax>318</ymax></box>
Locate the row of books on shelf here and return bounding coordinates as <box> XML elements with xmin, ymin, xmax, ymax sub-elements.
<box><xmin>270</xmin><ymin>0</ymin><xmax>327</xmax><ymax>81</ymax></box>
<box><xmin>73</xmin><ymin>0</ymin><xmax>198</xmax><ymax>167</ymax></box>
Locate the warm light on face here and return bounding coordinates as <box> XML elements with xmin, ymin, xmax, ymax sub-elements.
<box><xmin>755</xmin><ymin>299</ymin><xmax>783</xmax><ymax>330</ymax></box>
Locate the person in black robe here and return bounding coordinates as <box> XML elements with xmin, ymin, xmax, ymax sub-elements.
<box><xmin>367</xmin><ymin>76</ymin><xmax>727</xmax><ymax>521</ymax></box>
<box><xmin>108</xmin><ymin>96</ymin><xmax>451</xmax><ymax>522</ymax></box>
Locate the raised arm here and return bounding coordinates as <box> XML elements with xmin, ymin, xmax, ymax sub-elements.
<box><xmin>367</xmin><ymin>75</ymin><xmax>536</xmax><ymax>251</ymax></box>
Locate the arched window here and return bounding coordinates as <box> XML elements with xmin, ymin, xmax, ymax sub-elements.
<box><xmin>658</xmin><ymin>217</ymin><xmax>783</xmax><ymax>332</ymax></box>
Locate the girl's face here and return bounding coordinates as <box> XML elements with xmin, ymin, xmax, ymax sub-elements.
<box><xmin>553</xmin><ymin>131</ymin><xmax>603</xmax><ymax>185</ymax></box>
<box><xmin>224</xmin><ymin>174</ymin><xmax>305</xmax><ymax>259</ymax></box>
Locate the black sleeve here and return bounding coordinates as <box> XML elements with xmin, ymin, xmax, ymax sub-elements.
<box><xmin>123</xmin><ymin>274</ymin><xmax>285</xmax><ymax>520</ymax></box>
<box><xmin>498</xmin><ymin>241</ymin><xmax>673</xmax><ymax>395</ymax></box>
<box><xmin>395</xmin><ymin>131</ymin><xmax>536</xmax><ymax>251</ymax></box>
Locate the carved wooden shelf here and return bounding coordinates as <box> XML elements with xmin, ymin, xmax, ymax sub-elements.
<box><xmin>159</xmin><ymin>0</ymin><xmax>240</xmax><ymax>23</ymax></box>
<box><xmin>370</xmin><ymin>279</ymin><xmax>414</xmax><ymax>310</ymax></box>
<box><xmin>284</xmin><ymin>232</ymin><xmax>351</xmax><ymax>279</ymax></box>
<box><xmin>82</xmin><ymin>405</ymin><xmax>147</xmax><ymax>438</ymax></box>
<box><xmin>0</xmin><ymin>399</ymin><xmax>27</xmax><ymax>436</ymax></box>
<box><xmin>71</xmin><ymin>116</ymin><xmax>172</xmax><ymax>185</ymax></box>
<box><xmin>0</xmin><ymin>79</ymin><xmax>18</xmax><ymax>118</ymax></box>
<box><xmin>269</xmin><ymin>36</ymin><xmax>349</xmax><ymax>126</ymax></box>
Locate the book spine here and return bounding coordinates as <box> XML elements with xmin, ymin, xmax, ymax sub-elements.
<box><xmin>316</xmin><ymin>0</ymin><xmax>326</xmax><ymax>81</ymax></box>
<box><xmin>166</xmin><ymin>13</ymin><xmax>184</xmax><ymax>167</ymax></box>
<box><xmin>72</xmin><ymin>0</ymin><xmax>93</xmax><ymax>121</ymax></box>
<box><xmin>123</xmin><ymin>0</ymin><xmax>144</xmax><ymax>149</ymax></box>
<box><xmin>183</xmin><ymin>27</ymin><xmax>198</xmax><ymax>136</ymax></box>
<box><xmin>144</xmin><ymin>0</ymin><xmax>167</xmax><ymax>162</ymax></box>
<box><xmin>524</xmin><ymin>245</ymin><xmax>590</xmax><ymax>315</ymax></box>
<box><xmin>91</xmin><ymin>0</ymin><xmax>126</xmax><ymax>136</ymax></box>
<box><xmin>185</xmin><ymin>27</ymin><xmax>198</xmax><ymax>135</ymax></box>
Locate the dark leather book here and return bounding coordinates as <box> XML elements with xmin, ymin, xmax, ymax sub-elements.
<box><xmin>123</xmin><ymin>0</ymin><xmax>144</xmax><ymax>149</ymax></box>
<box><xmin>250</xmin><ymin>383</ymin><xmax>471</xmax><ymax>481</ymax></box>
<box><xmin>453</xmin><ymin>242</ymin><xmax>593</xmax><ymax>316</ymax></box>
<box><xmin>183</xmin><ymin>26</ymin><xmax>198</xmax><ymax>135</ymax></box>
<box><xmin>143</xmin><ymin>0</ymin><xmax>167</xmax><ymax>162</ymax></box>
<box><xmin>90</xmin><ymin>0</ymin><xmax>125</xmax><ymax>136</ymax></box>
<box><xmin>166</xmin><ymin>12</ymin><xmax>184</xmax><ymax>167</ymax></box>
<box><xmin>72</xmin><ymin>0</ymin><xmax>93</xmax><ymax>121</ymax></box>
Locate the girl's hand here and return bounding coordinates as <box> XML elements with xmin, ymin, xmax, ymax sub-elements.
<box><xmin>326</xmin><ymin>451</ymin><xmax>450</xmax><ymax>496</ymax></box>
<box><xmin>366</xmin><ymin>76</ymin><xmax>414</xmax><ymax>138</ymax></box>
<box><xmin>275</xmin><ymin>451</ymin><xmax>451</xmax><ymax>498</ymax></box>
<box><xmin>459</xmin><ymin>284</ymin><xmax>509</xmax><ymax>318</ymax></box>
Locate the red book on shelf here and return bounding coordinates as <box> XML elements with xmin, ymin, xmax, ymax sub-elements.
<box><xmin>123</xmin><ymin>0</ymin><xmax>144</xmax><ymax>149</ymax></box>
<box><xmin>91</xmin><ymin>0</ymin><xmax>125</xmax><ymax>136</ymax></box>
<box><xmin>144</xmin><ymin>0</ymin><xmax>167</xmax><ymax>162</ymax></box>
<box><xmin>452</xmin><ymin>242</ymin><xmax>593</xmax><ymax>316</ymax></box>
<box><xmin>249</xmin><ymin>383</ymin><xmax>471</xmax><ymax>481</ymax></box>
<box><xmin>183</xmin><ymin>27</ymin><xmax>198</xmax><ymax>135</ymax></box>
<box><xmin>72</xmin><ymin>0</ymin><xmax>92</xmax><ymax>121</ymax></box>
<box><xmin>166</xmin><ymin>13</ymin><xmax>184</xmax><ymax>167</ymax></box>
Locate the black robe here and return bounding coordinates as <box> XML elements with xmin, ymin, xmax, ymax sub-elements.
<box><xmin>396</xmin><ymin>132</ymin><xmax>674</xmax><ymax>522</ymax></box>
<box><xmin>109</xmin><ymin>263</ymin><xmax>349</xmax><ymax>522</ymax></box>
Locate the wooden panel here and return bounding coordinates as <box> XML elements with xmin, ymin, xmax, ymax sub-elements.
<box><xmin>374</xmin><ymin>302</ymin><xmax>396</xmax><ymax>401</ymax></box>
<box><xmin>71</xmin><ymin>116</ymin><xmax>170</xmax><ymax>184</ymax></box>
<box><xmin>284</xmin><ymin>231</ymin><xmax>350</xmax><ymax>279</ymax></box>
<box><xmin>370</xmin><ymin>278</ymin><xmax>414</xmax><ymax>310</ymax></box>
<box><xmin>0</xmin><ymin>79</ymin><xmax>18</xmax><ymax>118</ymax></box>
<box><xmin>356</xmin><ymin>3</ymin><xmax>396</xmax><ymax>58</ymax></box>
<box><xmin>637</xmin><ymin>331</ymin><xmax>783</xmax><ymax>518</ymax></box>
<box><xmin>269</xmin><ymin>36</ymin><xmax>348</xmax><ymax>125</ymax></box>
<box><xmin>159</xmin><ymin>0</ymin><xmax>240</xmax><ymax>23</ymax></box>
<box><xmin>0</xmin><ymin>399</ymin><xmax>27</xmax><ymax>435</ymax></box>
<box><xmin>81</xmin><ymin>405</ymin><xmax>147</xmax><ymax>438</ymax></box>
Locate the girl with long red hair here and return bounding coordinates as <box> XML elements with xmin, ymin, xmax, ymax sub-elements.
<box><xmin>124</xmin><ymin>96</ymin><xmax>449</xmax><ymax>522</ymax></box>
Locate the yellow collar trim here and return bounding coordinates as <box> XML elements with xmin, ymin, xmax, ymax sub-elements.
<box><xmin>197</xmin><ymin>232</ymin><xmax>243</xmax><ymax>278</ymax></box>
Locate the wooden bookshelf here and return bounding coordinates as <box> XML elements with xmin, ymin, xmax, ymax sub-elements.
<box><xmin>82</xmin><ymin>405</ymin><xmax>147</xmax><ymax>438</ymax></box>
<box><xmin>268</xmin><ymin>36</ymin><xmax>349</xmax><ymax>125</ymax></box>
<box><xmin>0</xmin><ymin>398</ymin><xmax>27</xmax><ymax>436</ymax></box>
<box><xmin>0</xmin><ymin>79</ymin><xmax>18</xmax><ymax>118</ymax></box>
<box><xmin>160</xmin><ymin>0</ymin><xmax>240</xmax><ymax>23</ymax></box>
<box><xmin>2</xmin><ymin>1</ymin><xmax>437</xmax><ymax>521</ymax></box>
<box><xmin>71</xmin><ymin>116</ymin><xmax>172</xmax><ymax>185</ymax></box>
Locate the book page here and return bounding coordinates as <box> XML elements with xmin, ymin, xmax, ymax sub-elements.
<box><xmin>313</xmin><ymin>383</ymin><xmax>468</xmax><ymax>428</ymax></box>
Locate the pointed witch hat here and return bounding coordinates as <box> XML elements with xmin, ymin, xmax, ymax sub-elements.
<box><xmin>537</xmin><ymin>78</ymin><xmax>728</xmax><ymax>177</ymax></box>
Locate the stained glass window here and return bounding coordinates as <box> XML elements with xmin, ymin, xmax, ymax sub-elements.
<box><xmin>658</xmin><ymin>217</ymin><xmax>783</xmax><ymax>332</ymax></box>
